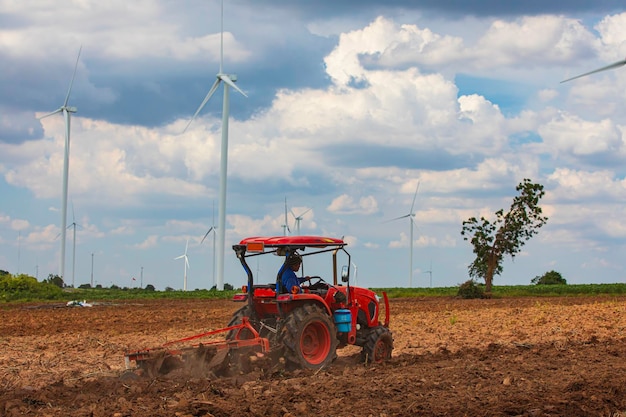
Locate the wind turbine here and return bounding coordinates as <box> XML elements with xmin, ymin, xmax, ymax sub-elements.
<box><xmin>281</xmin><ymin>197</ymin><xmax>291</xmax><ymax>236</ymax></box>
<box><xmin>40</xmin><ymin>46</ymin><xmax>82</xmax><ymax>281</ymax></box>
<box><xmin>183</xmin><ymin>0</ymin><xmax>246</xmax><ymax>291</ymax></box>
<box><xmin>385</xmin><ymin>181</ymin><xmax>420</xmax><ymax>287</ymax></box>
<box><xmin>174</xmin><ymin>239</ymin><xmax>190</xmax><ymax>291</ymax></box>
<box><xmin>67</xmin><ymin>202</ymin><xmax>83</xmax><ymax>288</ymax></box>
<box><xmin>290</xmin><ymin>207</ymin><xmax>311</xmax><ymax>235</ymax></box>
<box><xmin>425</xmin><ymin>259</ymin><xmax>432</xmax><ymax>288</ymax></box>
<box><xmin>200</xmin><ymin>201</ymin><xmax>217</xmax><ymax>288</ymax></box>
<box><xmin>561</xmin><ymin>57</ymin><xmax>626</xmax><ymax>83</ymax></box>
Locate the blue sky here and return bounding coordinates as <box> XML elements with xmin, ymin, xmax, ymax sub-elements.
<box><xmin>2</xmin><ymin>0</ymin><xmax>626</xmax><ymax>290</ymax></box>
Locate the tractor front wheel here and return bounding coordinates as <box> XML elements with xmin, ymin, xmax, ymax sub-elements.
<box><xmin>280</xmin><ymin>304</ymin><xmax>338</xmax><ymax>370</ymax></box>
<box><xmin>361</xmin><ymin>326</ymin><xmax>393</xmax><ymax>364</ymax></box>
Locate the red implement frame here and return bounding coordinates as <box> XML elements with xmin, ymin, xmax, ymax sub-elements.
<box><xmin>124</xmin><ymin>317</ymin><xmax>270</xmax><ymax>369</ymax></box>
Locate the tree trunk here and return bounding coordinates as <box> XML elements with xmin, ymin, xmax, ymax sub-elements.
<box><xmin>484</xmin><ymin>252</ymin><xmax>498</xmax><ymax>297</ymax></box>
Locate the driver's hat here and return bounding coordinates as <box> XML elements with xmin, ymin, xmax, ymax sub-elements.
<box><xmin>286</xmin><ymin>253</ymin><xmax>302</xmax><ymax>266</ymax></box>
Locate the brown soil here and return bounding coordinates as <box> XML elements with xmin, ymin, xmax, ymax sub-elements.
<box><xmin>1</xmin><ymin>296</ymin><xmax>626</xmax><ymax>416</ymax></box>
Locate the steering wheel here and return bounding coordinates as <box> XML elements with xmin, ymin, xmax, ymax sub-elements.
<box><xmin>304</xmin><ymin>276</ymin><xmax>327</xmax><ymax>290</ymax></box>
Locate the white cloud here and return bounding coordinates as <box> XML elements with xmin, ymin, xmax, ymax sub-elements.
<box><xmin>327</xmin><ymin>194</ymin><xmax>379</xmax><ymax>215</ymax></box>
<box><xmin>133</xmin><ymin>235</ymin><xmax>159</xmax><ymax>250</ymax></box>
<box><xmin>538</xmin><ymin>113</ymin><xmax>623</xmax><ymax>156</ymax></box>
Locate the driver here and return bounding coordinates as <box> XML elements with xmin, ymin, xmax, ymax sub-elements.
<box><xmin>281</xmin><ymin>253</ymin><xmax>310</xmax><ymax>293</ymax></box>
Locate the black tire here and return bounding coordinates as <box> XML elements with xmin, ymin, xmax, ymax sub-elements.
<box><xmin>361</xmin><ymin>326</ymin><xmax>393</xmax><ymax>364</ymax></box>
<box><xmin>226</xmin><ymin>305</ymin><xmax>258</xmax><ymax>340</ymax></box>
<box><xmin>223</xmin><ymin>305</ymin><xmax>269</xmax><ymax>376</ymax></box>
<box><xmin>279</xmin><ymin>304</ymin><xmax>338</xmax><ymax>370</ymax></box>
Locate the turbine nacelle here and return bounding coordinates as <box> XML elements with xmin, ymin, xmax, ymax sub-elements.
<box><xmin>39</xmin><ymin>106</ymin><xmax>77</xmax><ymax>120</ymax></box>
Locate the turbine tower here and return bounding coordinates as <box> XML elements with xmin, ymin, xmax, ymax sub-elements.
<box><xmin>282</xmin><ymin>197</ymin><xmax>291</xmax><ymax>236</ymax></box>
<box><xmin>67</xmin><ymin>203</ymin><xmax>82</xmax><ymax>288</ymax></box>
<box><xmin>386</xmin><ymin>181</ymin><xmax>420</xmax><ymax>287</ymax></box>
<box><xmin>561</xmin><ymin>56</ymin><xmax>626</xmax><ymax>83</ymax></box>
<box><xmin>183</xmin><ymin>0</ymin><xmax>246</xmax><ymax>291</ymax></box>
<box><xmin>200</xmin><ymin>201</ymin><xmax>217</xmax><ymax>288</ymax></box>
<box><xmin>174</xmin><ymin>239</ymin><xmax>190</xmax><ymax>291</ymax></box>
<box><xmin>40</xmin><ymin>46</ymin><xmax>82</xmax><ymax>281</ymax></box>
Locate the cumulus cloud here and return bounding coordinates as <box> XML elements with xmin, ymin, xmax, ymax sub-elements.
<box><xmin>538</xmin><ymin>112</ymin><xmax>623</xmax><ymax>157</ymax></box>
<box><xmin>132</xmin><ymin>235</ymin><xmax>159</xmax><ymax>250</ymax></box>
<box><xmin>327</xmin><ymin>194</ymin><xmax>379</xmax><ymax>215</ymax></box>
<box><xmin>4</xmin><ymin>6</ymin><xmax>626</xmax><ymax>288</ymax></box>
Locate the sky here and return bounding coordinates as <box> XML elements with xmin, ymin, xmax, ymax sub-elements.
<box><xmin>2</xmin><ymin>0</ymin><xmax>626</xmax><ymax>291</ymax></box>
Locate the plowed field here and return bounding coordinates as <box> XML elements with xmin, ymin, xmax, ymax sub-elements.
<box><xmin>2</xmin><ymin>296</ymin><xmax>626</xmax><ymax>416</ymax></box>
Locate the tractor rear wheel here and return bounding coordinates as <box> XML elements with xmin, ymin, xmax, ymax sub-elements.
<box><xmin>279</xmin><ymin>304</ymin><xmax>338</xmax><ymax>370</ymax></box>
<box><xmin>361</xmin><ymin>326</ymin><xmax>393</xmax><ymax>364</ymax></box>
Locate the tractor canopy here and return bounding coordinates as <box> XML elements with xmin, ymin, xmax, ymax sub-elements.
<box><xmin>232</xmin><ymin>235</ymin><xmax>351</xmax><ymax>298</ymax></box>
<box><xmin>237</xmin><ymin>235</ymin><xmax>345</xmax><ymax>249</ymax></box>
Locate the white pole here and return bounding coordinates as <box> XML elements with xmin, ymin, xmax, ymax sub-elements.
<box><xmin>71</xmin><ymin>223</ymin><xmax>76</xmax><ymax>287</ymax></box>
<box><xmin>409</xmin><ymin>217</ymin><xmax>413</xmax><ymax>287</ymax></box>
<box><xmin>59</xmin><ymin>109</ymin><xmax>71</xmax><ymax>281</ymax></box>
<box><xmin>216</xmin><ymin>82</ymin><xmax>230</xmax><ymax>291</ymax></box>
<box><xmin>90</xmin><ymin>253</ymin><xmax>94</xmax><ymax>287</ymax></box>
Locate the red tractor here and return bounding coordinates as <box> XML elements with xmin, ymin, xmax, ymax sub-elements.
<box><xmin>229</xmin><ymin>235</ymin><xmax>393</xmax><ymax>370</ymax></box>
<box><xmin>125</xmin><ymin>235</ymin><xmax>392</xmax><ymax>375</ymax></box>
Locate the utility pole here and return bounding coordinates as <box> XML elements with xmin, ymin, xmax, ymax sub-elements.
<box><xmin>17</xmin><ymin>232</ymin><xmax>21</xmax><ymax>275</ymax></box>
<box><xmin>90</xmin><ymin>253</ymin><xmax>94</xmax><ymax>287</ymax></box>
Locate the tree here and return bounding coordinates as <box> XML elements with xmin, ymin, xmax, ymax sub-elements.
<box><xmin>461</xmin><ymin>179</ymin><xmax>548</xmax><ymax>295</ymax></box>
<box><xmin>45</xmin><ymin>274</ymin><xmax>65</xmax><ymax>288</ymax></box>
<box><xmin>532</xmin><ymin>270</ymin><xmax>566</xmax><ymax>285</ymax></box>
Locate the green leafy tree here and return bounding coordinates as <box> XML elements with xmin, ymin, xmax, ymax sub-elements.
<box><xmin>532</xmin><ymin>270</ymin><xmax>566</xmax><ymax>285</ymax></box>
<box><xmin>45</xmin><ymin>274</ymin><xmax>64</xmax><ymax>288</ymax></box>
<box><xmin>461</xmin><ymin>179</ymin><xmax>548</xmax><ymax>295</ymax></box>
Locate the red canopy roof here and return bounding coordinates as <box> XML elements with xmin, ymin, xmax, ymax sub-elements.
<box><xmin>239</xmin><ymin>236</ymin><xmax>345</xmax><ymax>248</ymax></box>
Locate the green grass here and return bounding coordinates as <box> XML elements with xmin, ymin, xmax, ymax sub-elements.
<box><xmin>3</xmin><ymin>283</ymin><xmax>626</xmax><ymax>304</ymax></box>
<box><xmin>373</xmin><ymin>283</ymin><xmax>626</xmax><ymax>299</ymax></box>
<box><xmin>2</xmin><ymin>269</ymin><xmax>626</xmax><ymax>303</ymax></box>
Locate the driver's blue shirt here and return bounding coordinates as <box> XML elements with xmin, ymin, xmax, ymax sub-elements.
<box><xmin>281</xmin><ymin>268</ymin><xmax>307</xmax><ymax>293</ymax></box>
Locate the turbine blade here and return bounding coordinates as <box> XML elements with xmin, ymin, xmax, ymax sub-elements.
<box><xmin>219</xmin><ymin>74</ymin><xmax>248</xmax><ymax>97</ymax></box>
<box><xmin>38</xmin><ymin>108</ymin><xmax>63</xmax><ymax>119</ymax></box>
<box><xmin>64</xmin><ymin>46</ymin><xmax>82</xmax><ymax>107</ymax></box>
<box><xmin>382</xmin><ymin>214</ymin><xmax>411</xmax><ymax>223</ymax></box>
<box><xmin>410</xmin><ymin>181</ymin><xmax>420</xmax><ymax>213</ymax></box>
<box><xmin>561</xmin><ymin>58</ymin><xmax>626</xmax><ymax>83</ymax></box>
<box><xmin>174</xmin><ymin>255</ymin><xmax>184</xmax><ymax>260</ymax></box>
<box><xmin>200</xmin><ymin>227</ymin><xmax>214</xmax><ymax>244</ymax></box>
<box><xmin>219</xmin><ymin>0</ymin><xmax>224</xmax><ymax>74</ymax></box>
<box><xmin>183</xmin><ymin>78</ymin><xmax>222</xmax><ymax>133</ymax></box>
<box><xmin>299</xmin><ymin>208</ymin><xmax>312</xmax><ymax>218</ymax></box>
